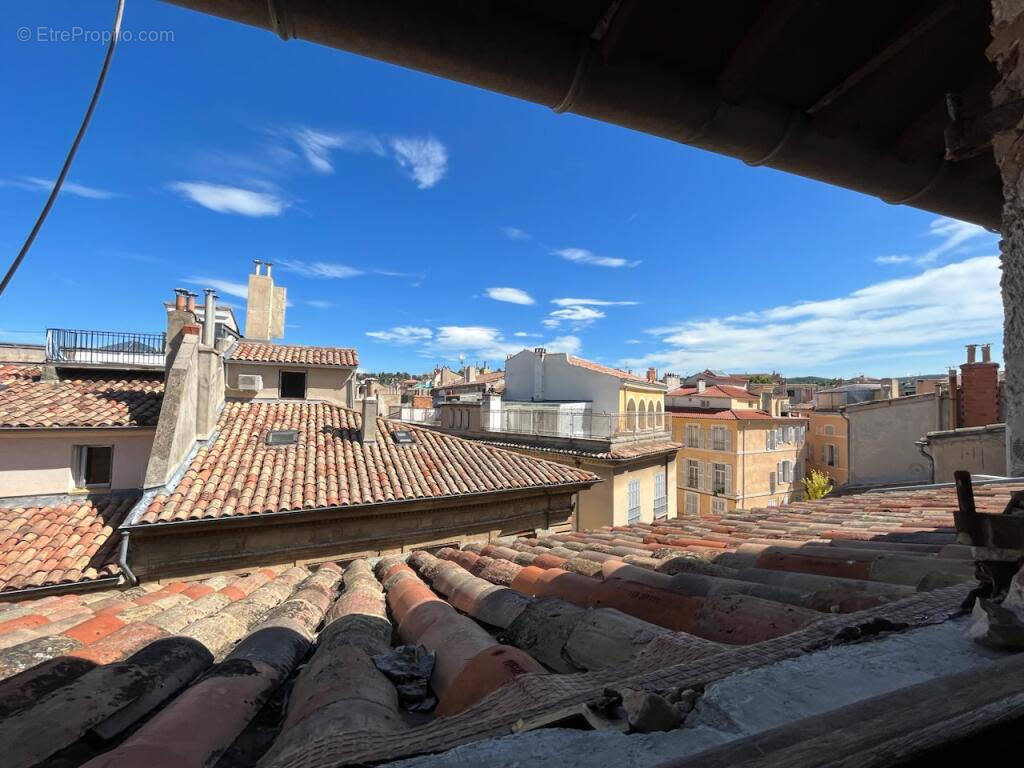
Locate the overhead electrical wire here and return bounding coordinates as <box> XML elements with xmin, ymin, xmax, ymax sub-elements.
<box><xmin>0</xmin><ymin>0</ymin><xmax>126</xmax><ymax>298</ymax></box>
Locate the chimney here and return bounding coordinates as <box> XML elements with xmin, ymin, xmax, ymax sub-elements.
<box><xmin>173</xmin><ymin>288</ymin><xmax>187</xmax><ymax>311</ymax></box>
<box><xmin>697</xmin><ymin>379</ymin><xmax>706</xmax><ymax>393</ymax></box>
<box><xmin>265</xmin><ymin>261</ymin><xmax>273</xmax><ymax>278</ymax></box>
<box><xmin>246</xmin><ymin>260</ymin><xmax>286</xmax><ymax>340</ymax></box>
<box><xmin>361</xmin><ymin>396</ymin><xmax>378</xmax><ymax>443</ymax></box>
<box><xmin>202</xmin><ymin>289</ymin><xmax>217</xmax><ymax>347</ymax></box>
<box><xmin>982</xmin><ymin>343</ymin><xmax>992</xmax><ymax>363</ymax></box>
<box><xmin>664</xmin><ymin>373</ymin><xmax>681</xmax><ymax>391</ymax></box>
<box><xmin>966</xmin><ymin>344</ymin><xmax>978</xmax><ymax>364</ymax></box>
<box><xmin>960</xmin><ymin>346</ymin><xmax>1000</xmax><ymax>427</ymax></box>
<box><xmin>465</xmin><ymin>364</ymin><xmax>477</xmax><ymax>383</ymax></box>
<box><xmin>646</xmin><ymin>367</ymin><xmax>657</xmax><ymax>383</ymax></box>
<box><xmin>948</xmin><ymin>368</ymin><xmax>960</xmax><ymax>429</ymax></box>
<box><xmin>534</xmin><ymin>347</ymin><xmax>546</xmax><ymax>357</ymax></box>
<box><xmin>253</xmin><ymin>259</ymin><xmax>262</xmax><ymax>276</ymax></box>
<box><xmin>186</xmin><ymin>292</ymin><xmax>197</xmax><ymax>314</ymax></box>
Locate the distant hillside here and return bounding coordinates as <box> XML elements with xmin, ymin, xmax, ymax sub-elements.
<box><xmin>786</xmin><ymin>376</ymin><xmax>832</xmax><ymax>385</ymax></box>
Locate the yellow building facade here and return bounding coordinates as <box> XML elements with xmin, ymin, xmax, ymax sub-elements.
<box><xmin>670</xmin><ymin>412</ymin><xmax>808</xmax><ymax>516</ymax></box>
<box><xmin>805</xmin><ymin>410</ymin><xmax>849</xmax><ymax>487</ymax></box>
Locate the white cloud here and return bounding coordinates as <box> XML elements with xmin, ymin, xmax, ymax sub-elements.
<box><xmin>366</xmin><ymin>326</ymin><xmax>433</xmax><ymax>345</ymax></box>
<box><xmin>544</xmin><ymin>335</ymin><xmax>582</xmax><ymax>355</ymax></box>
<box><xmin>550</xmin><ymin>297</ymin><xmax>639</xmax><ymax>307</ymax></box>
<box><xmin>502</xmin><ymin>226</ymin><xmax>531</xmax><ymax>241</ymax></box>
<box><xmin>168</xmin><ymin>181</ymin><xmax>285</xmax><ymax>217</ymax></box>
<box><xmin>554</xmin><ymin>247</ymin><xmax>640</xmax><ymax>268</ymax></box>
<box><xmin>291</xmin><ymin>128</ymin><xmax>386</xmax><ymax>173</ymax></box>
<box><xmin>277</xmin><ymin>260</ymin><xmax>363</xmax><ymax>279</ymax></box>
<box><xmin>513</xmin><ymin>331</ymin><xmax>541</xmax><ymax>338</ymax></box>
<box><xmin>542</xmin><ymin>305</ymin><xmax>605</xmax><ymax>329</ymax></box>
<box><xmin>876</xmin><ymin>217</ymin><xmax>993</xmax><ymax>266</ymax></box>
<box><xmin>184</xmin><ymin>276</ymin><xmax>249</xmax><ymax>300</ymax></box>
<box><xmin>486</xmin><ymin>287</ymin><xmax>534</xmax><ymax>305</ymax></box>
<box><xmin>625</xmin><ymin>339</ymin><xmax>643</xmax><ymax>344</ymax></box>
<box><xmin>305</xmin><ymin>299</ymin><xmax>332</xmax><ymax>309</ymax></box>
<box><xmin>2</xmin><ymin>176</ymin><xmax>117</xmax><ymax>199</ymax></box>
<box><xmin>390</xmin><ymin>137</ymin><xmax>448</xmax><ymax>189</ymax></box>
<box><xmin>622</xmin><ymin>255</ymin><xmax>1002</xmax><ymax>374</ymax></box>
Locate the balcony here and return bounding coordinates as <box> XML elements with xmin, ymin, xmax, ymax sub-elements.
<box><xmin>45</xmin><ymin>328</ymin><xmax>166</xmax><ymax>368</ymax></box>
<box><xmin>482</xmin><ymin>407</ymin><xmax>669</xmax><ymax>440</ymax></box>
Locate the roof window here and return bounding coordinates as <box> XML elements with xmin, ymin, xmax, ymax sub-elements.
<box><xmin>266</xmin><ymin>429</ymin><xmax>298</xmax><ymax>446</ymax></box>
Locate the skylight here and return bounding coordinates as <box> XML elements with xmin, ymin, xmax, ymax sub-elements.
<box><xmin>266</xmin><ymin>429</ymin><xmax>298</xmax><ymax>446</ymax></box>
<box><xmin>392</xmin><ymin>429</ymin><xmax>416</xmax><ymax>444</ymax></box>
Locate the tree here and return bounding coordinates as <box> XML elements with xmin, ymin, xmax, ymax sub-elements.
<box><xmin>802</xmin><ymin>469</ymin><xmax>833</xmax><ymax>501</ymax></box>
<box><xmin>747</xmin><ymin>374</ymin><xmax>775</xmax><ymax>384</ymax></box>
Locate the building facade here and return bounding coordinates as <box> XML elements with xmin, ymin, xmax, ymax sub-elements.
<box><xmin>805</xmin><ymin>410</ymin><xmax>849</xmax><ymax>487</ymax></box>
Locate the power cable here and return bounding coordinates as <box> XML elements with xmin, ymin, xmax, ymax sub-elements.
<box><xmin>0</xmin><ymin>0</ymin><xmax>126</xmax><ymax>298</ymax></box>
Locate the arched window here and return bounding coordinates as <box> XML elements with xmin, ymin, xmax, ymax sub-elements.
<box><xmin>626</xmin><ymin>399</ymin><xmax>637</xmax><ymax>431</ymax></box>
<box><xmin>647</xmin><ymin>400</ymin><xmax>657</xmax><ymax>429</ymax></box>
<box><xmin>655</xmin><ymin>401</ymin><xmax>664</xmax><ymax>428</ymax></box>
<box><xmin>638</xmin><ymin>400</ymin><xmax>648</xmax><ymax>430</ymax></box>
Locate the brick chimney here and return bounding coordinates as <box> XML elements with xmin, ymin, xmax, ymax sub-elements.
<box><xmin>960</xmin><ymin>343</ymin><xmax>999</xmax><ymax>427</ymax></box>
<box><xmin>185</xmin><ymin>292</ymin><xmax>197</xmax><ymax>314</ymax></box>
<box><xmin>646</xmin><ymin>367</ymin><xmax>657</xmax><ymax>383</ymax></box>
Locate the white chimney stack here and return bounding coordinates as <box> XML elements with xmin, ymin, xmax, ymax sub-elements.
<box><xmin>697</xmin><ymin>379</ymin><xmax>706</xmax><ymax>393</ymax></box>
<box><xmin>202</xmin><ymin>289</ymin><xmax>217</xmax><ymax>347</ymax></box>
<box><xmin>361</xmin><ymin>396</ymin><xmax>378</xmax><ymax>443</ymax></box>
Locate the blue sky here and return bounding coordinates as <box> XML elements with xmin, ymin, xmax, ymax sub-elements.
<box><xmin>1</xmin><ymin>1</ymin><xmax>1004</xmax><ymax>378</ymax></box>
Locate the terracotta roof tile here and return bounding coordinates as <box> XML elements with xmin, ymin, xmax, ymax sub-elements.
<box><xmin>227</xmin><ymin>341</ymin><xmax>358</xmax><ymax>367</ymax></box>
<box><xmin>0</xmin><ymin>495</ymin><xmax>135</xmax><ymax>593</ymax></box>
<box><xmin>136</xmin><ymin>401</ymin><xmax>598</xmax><ymax>525</ymax></box>
<box><xmin>0</xmin><ymin>367</ymin><xmax>163</xmax><ymax>428</ymax></box>
<box><xmin>668</xmin><ymin>407</ymin><xmax>791</xmax><ymax>420</ymax></box>
<box><xmin>566</xmin><ymin>355</ymin><xmax>650</xmax><ymax>383</ymax></box>
<box><xmin>472</xmin><ymin>436</ymin><xmax>681</xmax><ymax>461</ymax></box>
<box><xmin>668</xmin><ymin>384</ymin><xmax>758</xmax><ymax>400</ymax></box>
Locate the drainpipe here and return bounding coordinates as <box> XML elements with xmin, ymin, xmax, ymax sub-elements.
<box><xmin>118</xmin><ymin>531</ymin><xmax>138</xmax><ymax>586</ymax></box>
<box><xmin>840</xmin><ymin>406</ymin><xmax>852</xmax><ymax>486</ymax></box>
<box><xmin>916</xmin><ymin>438</ymin><xmax>936</xmax><ymax>484</ymax></box>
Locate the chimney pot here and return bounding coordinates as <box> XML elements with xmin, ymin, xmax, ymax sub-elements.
<box><xmin>185</xmin><ymin>292</ymin><xmax>197</xmax><ymax>313</ymax></box>
<box><xmin>253</xmin><ymin>259</ymin><xmax>262</xmax><ymax>276</ymax></box>
<box><xmin>203</xmin><ymin>289</ymin><xmax>217</xmax><ymax>346</ymax></box>
<box><xmin>647</xmin><ymin>367</ymin><xmax>657</xmax><ymax>383</ymax></box>
<box><xmin>697</xmin><ymin>379</ymin><xmax>706</xmax><ymax>393</ymax></box>
<box><xmin>265</xmin><ymin>262</ymin><xmax>273</xmax><ymax>277</ymax></box>
<box><xmin>173</xmin><ymin>289</ymin><xmax>187</xmax><ymax>311</ymax></box>
<box><xmin>982</xmin><ymin>343</ymin><xmax>992</xmax><ymax>363</ymax></box>
<box><xmin>966</xmin><ymin>344</ymin><xmax>977</xmax><ymax>364</ymax></box>
<box><xmin>534</xmin><ymin>347</ymin><xmax>546</xmax><ymax>357</ymax></box>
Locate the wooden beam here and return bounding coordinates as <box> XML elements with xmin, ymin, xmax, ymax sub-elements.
<box><xmin>717</xmin><ymin>0</ymin><xmax>804</xmax><ymax>103</ymax></box>
<box><xmin>807</xmin><ymin>0</ymin><xmax>959</xmax><ymax>115</ymax></box>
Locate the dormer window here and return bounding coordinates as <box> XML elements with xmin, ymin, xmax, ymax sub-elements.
<box><xmin>280</xmin><ymin>370</ymin><xmax>307</xmax><ymax>399</ymax></box>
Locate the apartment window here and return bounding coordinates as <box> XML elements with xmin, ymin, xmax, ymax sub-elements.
<box><xmin>699</xmin><ymin>399</ymin><xmax>711</xmax><ymax>408</ymax></box>
<box><xmin>685</xmin><ymin>424</ymin><xmax>700</xmax><ymax>448</ymax></box>
<box><xmin>280</xmin><ymin>370</ymin><xmax>307</xmax><ymax>399</ymax></box>
<box><xmin>712</xmin><ymin>462</ymin><xmax>730</xmax><ymax>494</ymax></box>
<box><xmin>654</xmin><ymin>472</ymin><xmax>668</xmax><ymax>519</ymax></box>
<box><xmin>778</xmin><ymin>460</ymin><xmax>792</xmax><ymax>483</ymax></box>
<box><xmin>628</xmin><ymin>479</ymin><xmax>641</xmax><ymax>523</ymax></box>
<box><xmin>75</xmin><ymin>445</ymin><xmax>112</xmax><ymax>487</ymax></box>
<box><xmin>684</xmin><ymin>491</ymin><xmax>698</xmax><ymax>517</ymax></box>
<box><xmin>824</xmin><ymin>444</ymin><xmax>838</xmax><ymax>467</ymax></box>
<box><xmin>769</xmin><ymin>471</ymin><xmax>777</xmax><ymax>494</ymax></box>
<box><xmin>785</xmin><ymin>426</ymin><xmax>794</xmax><ymax>443</ymax></box>
<box><xmin>686</xmin><ymin>459</ymin><xmax>700</xmax><ymax>489</ymax></box>
<box><xmin>766</xmin><ymin>429</ymin><xmax>776</xmax><ymax>450</ymax></box>
<box><xmin>711</xmin><ymin>497</ymin><xmax>726</xmax><ymax>515</ymax></box>
<box><xmin>711</xmin><ymin>426</ymin><xmax>729</xmax><ymax>451</ymax></box>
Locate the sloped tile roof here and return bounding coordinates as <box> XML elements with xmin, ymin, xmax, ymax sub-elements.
<box><xmin>227</xmin><ymin>341</ymin><xmax>358</xmax><ymax>367</ymax></box>
<box><xmin>473</xmin><ymin>436</ymin><xmax>681</xmax><ymax>461</ymax></box>
<box><xmin>0</xmin><ymin>494</ymin><xmax>135</xmax><ymax>593</ymax></box>
<box><xmin>668</xmin><ymin>407</ymin><xmax>793</xmax><ymax>421</ymax></box>
<box><xmin>0</xmin><ymin>481</ymin><xmax>1006</xmax><ymax>766</ymax></box>
<box><xmin>566</xmin><ymin>355</ymin><xmax>650</xmax><ymax>383</ymax></box>
<box><xmin>137</xmin><ymin>401</ymin><xmax>599</xmax><ymax>524</ymax></box>
<box><xmin>669</xmin><ymin>384</ymin><xmax>758</xmax><ymax>400</ymax></box>
<box><xmin>0</xmin><ymin>366</ymin><xmax>163</xmax><ymax>429</ymax></box>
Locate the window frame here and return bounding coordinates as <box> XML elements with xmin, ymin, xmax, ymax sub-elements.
<box><xmin>684</xmin><ymin>491</ymin><xmax>699</xmax><ymax>517</ymax></box>
<box><xmin>654</xmin><ymin>472</ymin><xmax>668</xmax><ymax>519</ymax></box>
<box><xmin>686</xmin><ymin>459</ymin><xmax>700</xmax><ymax>489</ymax></box>
<box><xmin>712</xmin><ymin>462</ymin><xmax>727</xmax><ymax>494</ymax></box>
<box><xmin>74</xmin><ymin>444</ymin><xmax>114</xmax><ymax>488</ymax></box>
<box><xmin>711</xmin><ymin>497</ymin><xmax>726</xmax><ymax>515</ymax></box>
<box><xmin>279</xmin><ymin>369</ymin><xmax>308</xmax><ymax>400</ymax></box>
<box><xmin>627</xmin><ymin>478</ymin><xmax>641</xmax><ymax>523</ymax></box>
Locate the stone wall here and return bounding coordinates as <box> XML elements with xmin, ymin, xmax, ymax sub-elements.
<box><xmin>143</xmin><ymin>330</ymin><xmax>200</xmax><ymax>488</ymax></box>
<box><xmin>924</xmin><ymin>423</ymin><xmax>1007</xmax><ymax>482</ymax></box>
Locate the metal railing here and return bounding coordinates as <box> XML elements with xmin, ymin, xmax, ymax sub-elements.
<box><xmin>45</xmin><ymin>328</ymin><xmax>166</xmax><ymax>367</ymax></box>
<box><xmin>391</xmin><ymin>406</ymin><xmax>440</xmax><ymax>426</ymax></box>
<box><xmin>482</xmin><ymin>408</ymin><xmax>669</xmax><ymax>440</ymax></box>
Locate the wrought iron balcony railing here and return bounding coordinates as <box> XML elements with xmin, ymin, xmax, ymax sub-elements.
<box><xmin>45</xmin><ymin>328</ymin><xmax>166</xmax><ymax>367</ymax></box>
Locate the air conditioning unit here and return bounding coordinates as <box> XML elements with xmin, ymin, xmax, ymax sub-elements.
<box><xmin>237</xmin><ymin>374</ymin><xmax>263</xmax><ymax>392</ymax></box>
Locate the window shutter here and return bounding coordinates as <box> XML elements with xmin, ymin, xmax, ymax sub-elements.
<box><xmin>777</xmin><ymin>460</ymin><xmax>783</xmax><ymax>480</ymax></box>
<box><xmin>724</xmin><ymin>428</ymin><xmax>732</xmax><ymax>451</ymax></box>
<box><xmin>725</xmin><ymin>463</ymin><xmax>733</xmax><ymax>494</ymax></box>
<box><xmin>699</xmin><ymin>427</ymin><xmax>705</xmax><ymax>449</ymax></box>
<box><xmin>697</xmin><ymin>461</ymin><xmax>705</xmax><ymax>491</ymax></box>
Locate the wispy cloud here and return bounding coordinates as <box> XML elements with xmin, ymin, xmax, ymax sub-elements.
<box><xmin>305</xmin><ymin>299</ymin><xmax>333</xmax><ymax>309</ymax></box>
<box><xmin>550</xmin><ymin>297</ymin><xmax>639</xmax><ymax>307</ymax></box>
<box><xmin>542</xmin><ymin>305</ymin><xmax>604</xmax><ymax>329</ymax></box>
<box><xmin>290</xmin><ymin>128</ymin><xmax>386</xmax><ymax>173</ymax></box>
<box><xmin>365</xmin><ymin>326</ymin><xmax>433</xmax><ymax>345</ymax></box>
<box><xmin>554</xmin><ymin>247</ymin><xmax>640</xmax><ymax>268</ymax></box>
<box><xmin>486</xmin><ymin>287</ymin><xmax>534</xmax><ymax>305</ymax></box>
<box><xmin>184</xmin><ymin>276</ymin><xmax>249</xmax><ymax>299</ymax></box>
<box><xmin>622</xmin><ymin>255</ymin><xmax>1002</xmax><ymax>374</ymax></box>
<box><xmin>502</xmin><ymin>226</ymin><xmax>531</xmax><ymax>241</ymax></box>
<box><xmin>2</xmin><ymin>176</ymin><xmax>117</xmax><ymax>199</ymax></box>
<box><xmin>277</xmin><ymin>260</ymin><xmax>363</xmax><ymax>279</ymax></box>
<box><xmin>390</xmin><ymin>136</ymin><xmax>448</xmax><ymax>189</ymax></box>
<box><xmin>876</xmin><ymin>216</ymin><xmax>993</xmax><ymax>266</ymax></box>
<box><xmin>514</xmin><ymin>331</ymin><xmax>542</xmax><ymax>338</ymax></box>
<box><xmin>367</xmin><ymin>324</ymin><xmax>580</xmax><ymax>361</ymax></box>
<box><xmin>168</xmin><ymin>181</ymin><xmax>285</xmax><ymax>217</ymax></box>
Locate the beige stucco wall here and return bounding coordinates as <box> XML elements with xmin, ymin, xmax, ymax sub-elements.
<box><xmin>145</xmin><ymin>333</ymin><xmax>200</xmax><ymax>488</ymax></box>
<box><xmin>0</xmin><ymin>344</ymin><xmax>45</xmax><ymax>363</ymax></box>
<box><xmin>610</xmin><ymin>453</ymin><xmax>677</xmax><ymax>526</ymax></box>
<box><xmin>926</xmin><ymin>424</ymin><xmax>1007</xmax><ymax>482</ymax></box>
<box><xmin>225</xmin><ymin>362</ymin><xmax>356</xmax><ymax>406</ymax></box>
<box><xmin>0</xmin><ymin>429</ymin><xmax>155</xmax><ymax>498</ymax></box>
<box><xmin>845</xmin><ymin>393</ymin><xmax>947</xmax><ymax>486</ymax></box>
